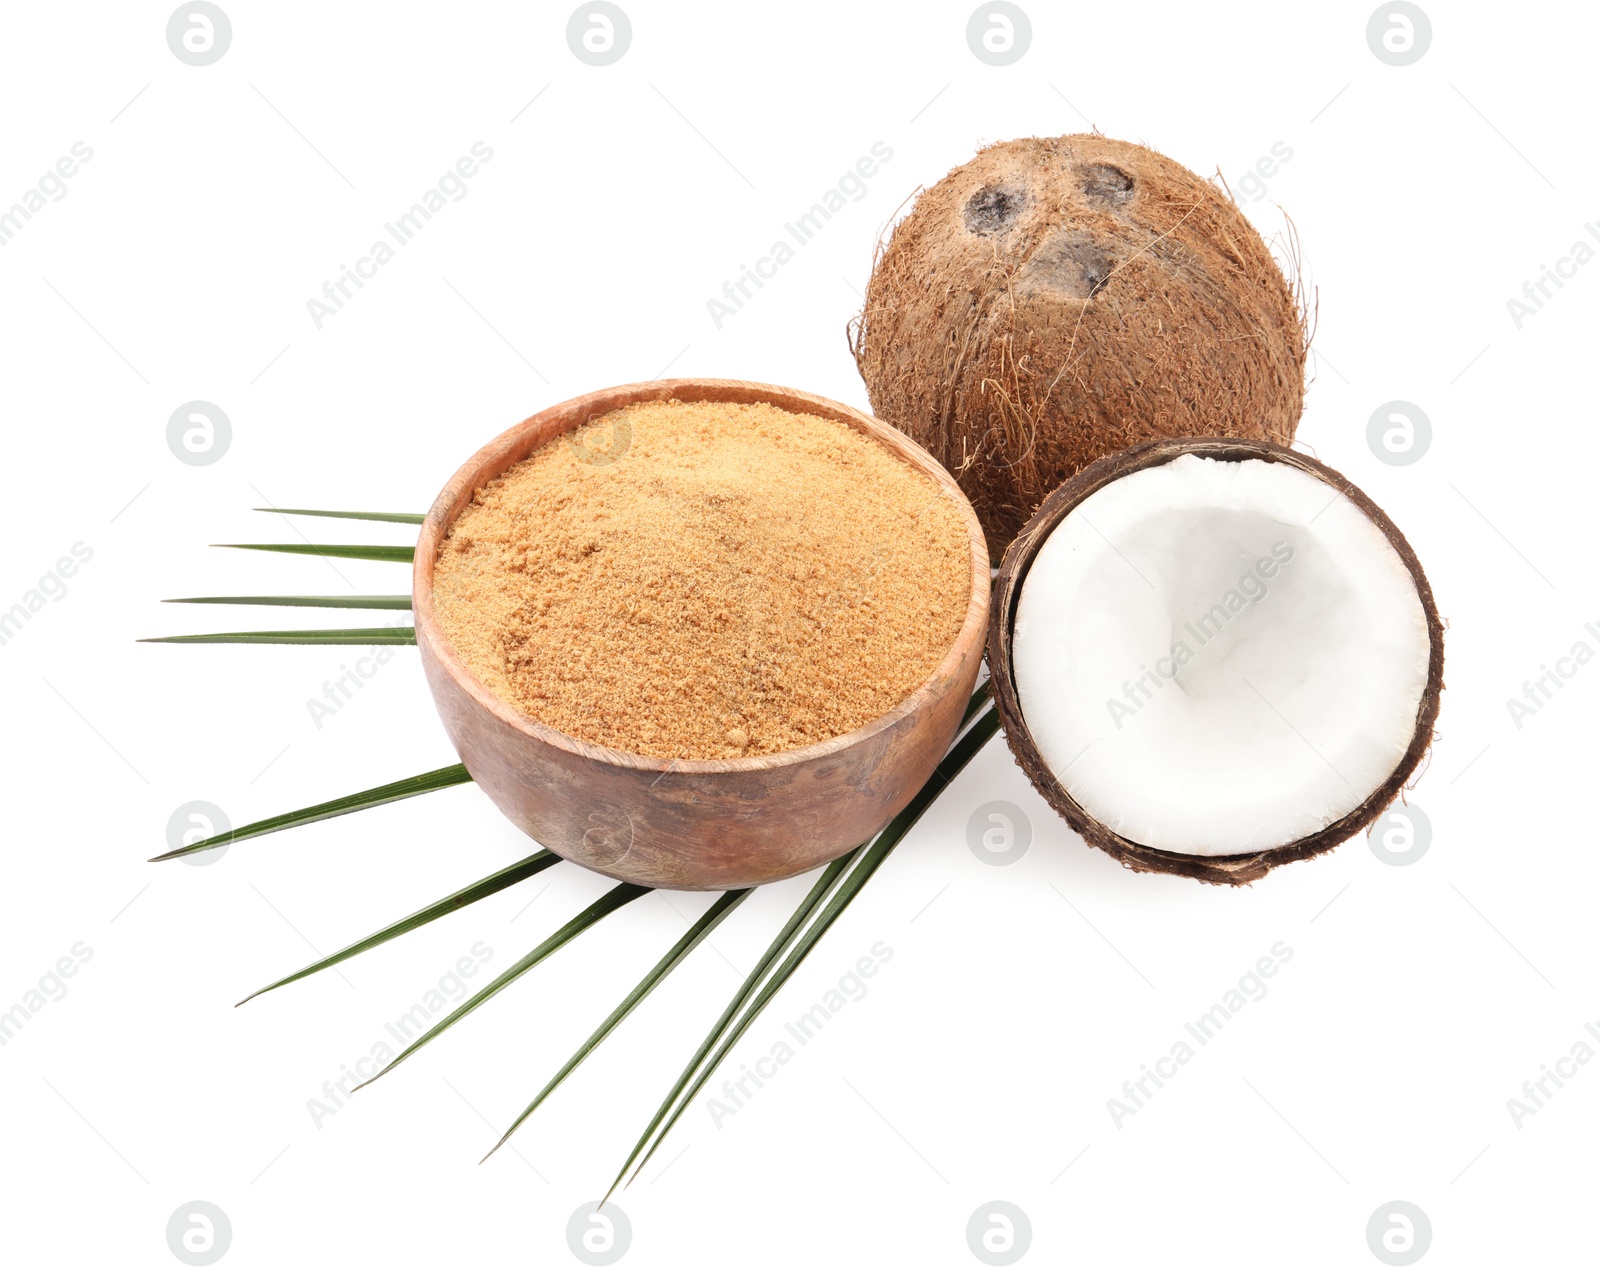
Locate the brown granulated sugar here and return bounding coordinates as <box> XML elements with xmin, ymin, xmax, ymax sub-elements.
<box><xmin>432</xmin><ymin>398</ymin><xmax>971</xmax><ymax>760</ymax></box>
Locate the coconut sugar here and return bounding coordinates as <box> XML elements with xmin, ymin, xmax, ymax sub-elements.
<box><xmin>432</xmin><ymin>398</ymin><xmax>971</xmax><ymax>760</ymax></box>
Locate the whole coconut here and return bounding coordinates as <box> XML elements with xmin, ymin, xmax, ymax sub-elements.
<box><xmin>852</xmin><ymin>134</ymin><xmax>1309</xmax><ymax>563</ymax></box>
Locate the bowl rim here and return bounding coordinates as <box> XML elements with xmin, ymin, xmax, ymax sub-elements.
<box><xmin>412</xmin><ymin>377</ymin><xmax>991</xmax><ymax>775</ymax></box>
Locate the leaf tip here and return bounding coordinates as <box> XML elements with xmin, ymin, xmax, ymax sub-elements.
<box><xmin>148</xmin><ymin>846</ymin><xmax>183</xmax><ymax>861</ymax></box>
<box><xmin>350</xmin><ymin>1067</ymin><xmax>388</xmax><ymax>1094</ymax></box>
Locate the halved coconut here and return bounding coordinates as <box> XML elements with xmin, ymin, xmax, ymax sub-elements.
<box><xmin>988</xmin><ymin>437</ymin><xmax>1443</xmax><ymax>884</ymax></box>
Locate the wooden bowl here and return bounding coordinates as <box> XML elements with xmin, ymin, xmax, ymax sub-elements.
<box><xmin>413</xmin><ymin>379</ymin><xmax>990</xmax><ymax>891</ymax></box>
<box><xmin>988</xmin><ymin>436</ymin><xmax>1444</xmax><ymax>886</ymax></box>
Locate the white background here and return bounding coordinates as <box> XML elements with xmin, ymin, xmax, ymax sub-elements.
<box><xmin>1</xmin><ymin>2</ymin><xmax>1595</xmax><ymax>1265</ymax></box>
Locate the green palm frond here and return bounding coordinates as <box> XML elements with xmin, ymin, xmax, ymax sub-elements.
<box><xmin>140</xmin><ymin>627</ymin><xmax>417</xmax><ymax>645</ymax></box>
<box><xmin>614</xmin><ymin>691</ymin><xmax>998</xmax><ymax>1192</ymax></box>
<box><xmin>356</xmin><ymin>883</ymin><xmax>653</xmax><ymax>1089</ymax></box>
<box><xmin>213</xmin><ymin>543</ymin><xmax>415</xmax><ymax>563</ymax></box>
<box><xmin>483</xmin><ymin>888</ymin><xmax>752</xmax><ymax>1161</ymax></box>
<box><xmin>603</xmin><ymin>854</ymin><xmax>855</xmax><ymax>1197</ymax></box>
<box><xmin>149</xmin><ymin>764</ymin><xmax>473</xmax><ymax>862</ymax></box>
<box><xmin>153</xmin><ymin>505</ymin><xmax>1007</xmax><ymax>1189</ymax></box>
<box><xmin>238</xmin><ymin>850</ymin><xmax>563</xmax><ymax>1006</ymax></box>
<box><xmin>164</xmin><ymin>595</ymin><xmax>413</xmax><ymax>609</ymax></box>
<box><xmin>254</xmin><ymin>508</ymin><xmax>425</xmax><ymax>524</ymax></box>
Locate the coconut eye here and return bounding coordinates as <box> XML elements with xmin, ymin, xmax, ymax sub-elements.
<box><xmin>1079</xmin><ymin>163</ymin><xmax>1134</xmax><ymax>205</ymax></box>
<box><xmin>856</xmin><ymin>134</ymin><xmax>1307</xmax><ymax>567</ymax></box>
<box><xmin>1019</xmin><ymin>231</ymin><xmax>1114</xmax><ymax>300</ymax></box>
<box><xmin>963</xmin><ymin>184</ymin><xmax>1027</xmax><ymax>235</ymax></box>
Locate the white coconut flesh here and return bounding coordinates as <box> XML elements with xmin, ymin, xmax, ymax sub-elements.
<box><xmin>1012</xmin><ymin>455</ymin><xmax>1431</xmax><ymax>856</ymax></box>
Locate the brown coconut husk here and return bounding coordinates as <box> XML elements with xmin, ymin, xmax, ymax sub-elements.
<box><xmin>852</xmin><ymin>135</ymin><xmax>1311</xmax><ymax>564</ymax></box>
<box><xmin>988</xmin><ymin>437</ymin><xmax>1445</xmax><ymax>886</ymax></box>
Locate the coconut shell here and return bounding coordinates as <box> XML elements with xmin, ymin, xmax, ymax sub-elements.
<box><xmin>853</xmin><ymin>135</ymin><xmax>1308</xmax><ymax>564</ymax></box>
<box><xmin>988</xmin><ymin>437</ymin><xmax>1445</xmax><ymax>886</ymax></box>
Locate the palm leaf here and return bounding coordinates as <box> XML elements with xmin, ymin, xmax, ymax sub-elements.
<box><xmin>482</xmin><ymin>888</ymin><xmax>752</xmax><ymax>1162</ymax></box>
<box><xmin>238</xmin><ymin>850</ymin><xmax>563</xmax><ymax>1006</ymax></box>
<box><xmin>149</xmin><ymin>764</ymin><xmax>472</xmax><ymax>862</ymax></box>
<box><xmin>617</xmin><ymin>697</ymin><xmax>1000</xmax><ymax>1191</ymax></box>
<box><xmin>356</xmin><ymin>882</ymin><xmax>652</xmax><ymax>1089</ymax></box>
<box><xmin>254</xmin><ymin>508</ymin><xmax>425</xmax><ymax>524</ymax></box>
<box><xmin>606</xmin><ymin>682</ymin><xmax>992</xmax><ymax>1195</ymax></box>
<box><xmin>164</xmin><ymin>595</ymin><xmax>413</xmax><ymax>610</ymax></box>
<box><xmin>140</xmin><ymin>627</ymin><xmax>416</xmax><ymax>646</ymax></box>
<box><xmin>603</xmin><ymin>854</ymin><xmax>855</xmax><ymax>1198</ymax></box>
<box><xmin>213</xmin><ymin>543</ymin><xmax>415</xmax><ymax>563</ymax></box>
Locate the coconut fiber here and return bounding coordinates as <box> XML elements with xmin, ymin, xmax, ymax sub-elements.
<box><xmin>853</xmin><ymin>134</ymin><xmax>1309</xmax><ymax>564</ymax></box>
